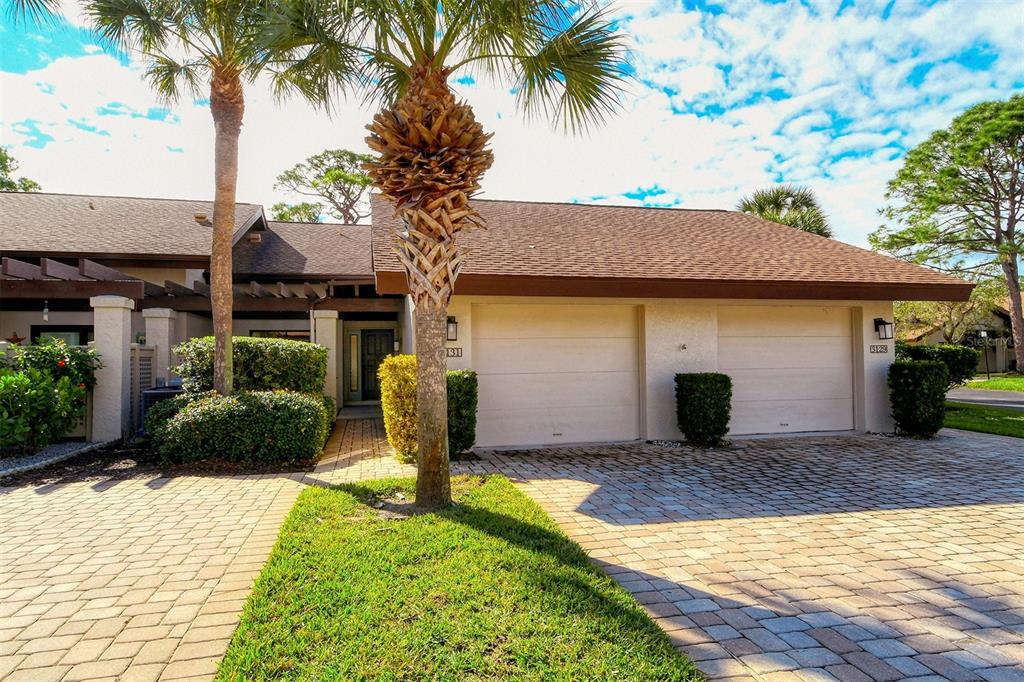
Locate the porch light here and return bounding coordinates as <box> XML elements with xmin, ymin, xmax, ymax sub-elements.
<box><xmin>979</xmin><ymin>329</ymin><xmax>988</xmax><ymax>338</ymax></box>
<box><xmin>873</xmin><ymin>318</ymin><xmax>894</xmax><ymax>340</ymax></box>
<box><xmin>42</xmin><ymin>300</ymin><xmax>49</xmax><ymax>322</ymax></box>
<box><xmin>447</xmin><ymin>316</ymin><xmax>458</xmax><ymax>342</ymax></box>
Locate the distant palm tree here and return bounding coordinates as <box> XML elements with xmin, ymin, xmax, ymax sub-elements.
<box><xmin>268</xmin><ymin>0</ymin><xmax>629</xmax><ymax>508</ymax></box>
<box><xmin>737</xmin><ymin>185</ymin><xmax>833</xmax><ymax>238</ymax></box>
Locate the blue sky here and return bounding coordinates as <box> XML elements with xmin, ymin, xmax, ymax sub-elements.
<box><xmin>1</xmin><ymin>0</ymin><xmax>1021</xmax><ymax>245</ymax></box>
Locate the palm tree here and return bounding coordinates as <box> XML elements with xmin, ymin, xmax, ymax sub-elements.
<box><xmin>737</xmin><ymin>185</ymin><xmax>833</xmax><ymax>238</ymax></box>
<box><xmin>80</xmin><ymin>0</ymin><xmax>289</xmax><ymax>395</ymax></box>
<box><xmin>268</xmin><ymin>0</ymin><xmax>628</xmax><ymax>508</ymax></box>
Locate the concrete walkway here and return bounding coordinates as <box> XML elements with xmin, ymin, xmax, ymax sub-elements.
<box><xmin>3</xmin><ymin>422</ymin><xmax>1023</xmax><ymax>681</ymax></box>
<box><xmin>949</xmin><ymin>388</ymin><xmax>1024</xmax><ymax>412</ymax></box>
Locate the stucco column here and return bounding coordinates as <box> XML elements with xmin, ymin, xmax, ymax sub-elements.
<box><xmin>313</xmin><ymin>310</ymin><xmax>339</xmax><ymax>405</ymax></box>
<box><xmin>90</xmin><ymin>295</ymin><xmax>134</xmax><ymax>442</ymax></box>
<box><xmin>852</xmin><ymin>303</ymin><xmax>896</xmax><ymax>434</ymax></box>
<box><xmin>142</xmin><ymin>308</ymin><xmax>177</xmax><ymax>384</ymax></box>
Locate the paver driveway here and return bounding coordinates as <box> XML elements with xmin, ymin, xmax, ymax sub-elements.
<box><xmin>496</xmin><ymin>430</ymin><xmax>1024</xmax><ymax>681</ymax></box>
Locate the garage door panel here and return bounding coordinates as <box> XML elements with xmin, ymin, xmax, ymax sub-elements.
<box><xmin>719</xmin><ymin>306</ymin><xmax>851</xmax><ymax>337</ymax></box>
<box><xmin>474</xmin><ymin>337</ymin><xmax>637</xmax><ymax>374</ymax></box>
<box><xmin>728</xmin><ymin>368</ymin><xmax>853</xmax><ymax>401</ymax></box>
<box><xmin>473</xmin><ymin>304</ymin><xmax>637</xmax><ymax>339</ymax></box>
<box><xmin>730</xmin><ymin>399</ymin><xmax>855</xmax><ymax>434</ymax></box>
<box><xmin>479</xmin><ymin>371</ymin><xmax>638</xmax><ymax>410</ymax></box>
<box><xmin>718</xmin><ymin>337</ymin><xmax>851</xmax><ymax>370</ymax></box>
<box><xmin>476</xmin><ymin>405</ymin><xmax>638</xmax><ymax>448</ymax></box>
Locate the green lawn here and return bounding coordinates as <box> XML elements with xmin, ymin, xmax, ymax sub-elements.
<box><xmin>945</xmin><ymin>402</ymin><xmax>1024</xmax><ymax>439</ymax></box>
<box><xmin>218</xmin><ymin>475</ymin><xmax>701</xmax><ymax>681</ymax></box>
<box><xmin>966</xmin><ymin>375</ymin><xmax>1024</xmax><ymax>392</ymax></box>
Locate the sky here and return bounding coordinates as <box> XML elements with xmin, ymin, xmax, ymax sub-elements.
<box><xmin>0</xmin><ymin>0</ymin><xmax>1021</xmax><ymax>246</ymax></box>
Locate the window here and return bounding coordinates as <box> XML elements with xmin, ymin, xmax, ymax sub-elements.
<box><xmin>250</xmin><ymin>330</ymin><xmax>311</xmax><ymax>342</ymax></box>
<box><xmin>30</xmin><ymin>325</ymin><xmax>94</xmax><ymax>345</ymax></box>
<box><xmin>349</xmin><ymin>334</ymin><xmax>359</xmax><ymax>392</ymax></box>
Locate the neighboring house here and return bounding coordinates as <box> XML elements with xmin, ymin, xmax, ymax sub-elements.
<box><xmin>1</xmin><ymin>191</ymin><xmax>971</xmax><ymax>447</ymax></box>
<box><xmin>901</xmin><ymin>303</ymin><xmax>1016</xmax><ymax>373</ymax></box>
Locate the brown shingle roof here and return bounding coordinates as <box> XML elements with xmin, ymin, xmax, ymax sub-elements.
<box><xmin>0</xmin><ymin>191</ymin><xmax>263</xmax><ymax>259</ymax></box>
<box><xmin>234</xmin><ymin>221</ymin><xmax>372</xmax><ymax>278</ymax></box>
<box><xmin>370</xmin><ymin>196</ymin><xmax>971</xmax><ymax>301</ymax></box>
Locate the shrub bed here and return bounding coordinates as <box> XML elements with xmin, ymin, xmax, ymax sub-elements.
<box><xmin>889</xmin><ymin>359</ymin><xmax>948</xmax><ymax>438</ymax></box>
<box><xmin>895</xmin><ymin>342</ymin><xmax>979</xmax><ymax>389</ymax></box>
<box><xmin>150</xmin><ymin>390</ymin><xmax>332</xmax><ymax>463</ymax></box>
<box><xmin>378</xmin><ymin>354</ymin><xmax>479</xmax><ymax>462</ymax></box>
<box><xmin>0</xmin><ymin>368</ymin><xmax>86</xmax><ymax>453</ymax></box>
<box><xmin>175</xmin><ymin>336</ymin><xmax>327</xmax><ymax>393</ymax></box>
<box><xmin>675</xmin><ymin>373</ymin><xmax>732</xmax><ymax>447</ymax></box>
<box><xmin>13</xmin><ymin>339</ymin><xmax>102</xmax><ymax>391</ymax></box>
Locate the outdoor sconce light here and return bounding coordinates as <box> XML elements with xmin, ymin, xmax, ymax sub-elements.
<box><xmin>873</xmin><ymin>318</ymin><xmax>894</xmax><ymax>340</ymax></box>
<box><xmin>979</xmin><ymin>329</ymin><xmax>988</xmax><ymax>339</ymax></box>
<box><xmin>447</xmin><ymin>316</ymin><xmax>458</xmax><ymax>342</ymax></box>
<box><xmin>42</xmin><ymin>300</ymin><xmax>49</xmax><ymax>322</ymax></box>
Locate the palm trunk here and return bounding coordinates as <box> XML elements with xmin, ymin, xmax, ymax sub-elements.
<box><xmin>1002</xmin><ymin>259</ymin><xmax>1024</xmax><ymax>372</ymax></box>
<box><xmin>414</xmin><ymin>301</ymin><xmax>450</xmax><ymax>507</ymax></box>
<box><xmin>365</xmin><ymin>64</ymin><xmax>494</xmax><ymax>510</ymax></box>
<box><xmin>209</xmin><ymin>69</ymin><xmax>244</xmax><ymax>395</ymax></box>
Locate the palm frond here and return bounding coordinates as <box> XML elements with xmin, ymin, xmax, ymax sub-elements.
<box><xmin>737</xmin><ymin>185</ymin><xmax>834</xmax><ymax>238</ymax></box>
<box><xmin>6</xmin><ymin>0</ymin><xmax>62</xmax><ymax>25</ymax></box>
<box><xmin>85</xmin><ymin>0</ymin><xmax>173</xmax><ymax>53</ymax></box>
<box><xmin>145</xmin><ymin>53</ymin><xmax>206</xmax><ymax>102</ymax></box>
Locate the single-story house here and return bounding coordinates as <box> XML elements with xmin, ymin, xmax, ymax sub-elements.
<box><xmin>901</xmin><ymin>302</ymin><xmax>1016</xmax><ymax>374</ymax></box>
<box><xmin>1</xmin><ymin>190</ymin><xmax>971</xmax><ymax>447</ymax></box>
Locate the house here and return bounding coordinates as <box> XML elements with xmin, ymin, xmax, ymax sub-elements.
<box><xmin>901</xmin><ymin>304</ymin><xmax>1016</xmax><ymax>374</ymax></box>
<box><xmin>1</xmin><ymin>191</ymin><xmax>971</xmax><ymax>447</ymax></box>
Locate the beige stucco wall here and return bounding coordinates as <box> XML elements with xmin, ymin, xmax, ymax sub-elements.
<box><xmin>444</xmin><ymin>295</ymin><xmax>896</xmax><ymax>440</ymax></box>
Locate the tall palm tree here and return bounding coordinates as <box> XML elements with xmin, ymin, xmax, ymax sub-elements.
<box><xmin>81</xmin><ymin>0</ymin><xmax>286</xmax><ymax>395</ymax></box>
<box><xmin>737</xmin><ymin>185</ymin><xmax>834</xmax><ymax>238</ymax></box>
<box><xmin>268</xmin><ymin>0</ymin><xmax>629</xmax><ymax>508</ymax></box>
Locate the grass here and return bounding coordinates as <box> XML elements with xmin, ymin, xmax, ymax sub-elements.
<box><xmin>218</xmin><ymin>475</ymin><xmax>701</xmax><ymax>681</ymax></box>
<box><xmin>945</xmin><ymin>401</ymin><xmax>1024</xmax><ymax>439</ymax></box>
<box><xmin>966</xmin><ymin>375</ymin><xmax>1024</xmax><ymax>392</ymax></box>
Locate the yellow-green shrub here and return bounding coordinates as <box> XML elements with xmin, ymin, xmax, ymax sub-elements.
<box><xmin>379</xmin><ymin>355</ymin><xmax>418</xmax><ymax>462</ymax></box>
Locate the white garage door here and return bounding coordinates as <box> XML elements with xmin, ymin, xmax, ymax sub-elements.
<box><xmin>471</xmin><ymin>303</ymin><xmax>640</xmax><ymax>447</ymax></box>
<box><xmin>718</xmin><ymin>306</ymin><xmax>854</xmax><ymax>435</ymax></box>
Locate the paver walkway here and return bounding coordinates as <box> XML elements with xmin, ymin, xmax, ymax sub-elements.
<box><xmin>3</xmin><ymin>422</ymin><xmax>1023</xmax><ymax>681</ymax></box>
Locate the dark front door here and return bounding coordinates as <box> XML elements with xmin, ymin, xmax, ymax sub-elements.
<box><xmin>361</xmin><ymin>329</ymin><xmax>394</xmax><ymax>401</ymax></box>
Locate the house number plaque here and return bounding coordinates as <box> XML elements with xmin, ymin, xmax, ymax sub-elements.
<box><xmin>869</xmin><ymin>344</ymin><xmax>888</xmax><ymax>354</ymax></box>
<box><xmin>446</xmin><ymin>347</ymin><xmax>463</xmax><ymax>358</ymax></box>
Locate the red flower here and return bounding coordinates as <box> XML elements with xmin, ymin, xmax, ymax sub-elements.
<box><xmin>57</xmin><ymin>360</ymin><xmax>66</xmax><ymax>367</ymax></box>
<box><xmin>79</xmin><ymin>383</ymin><xmax>86</xmax><ymax>389</ymax></box>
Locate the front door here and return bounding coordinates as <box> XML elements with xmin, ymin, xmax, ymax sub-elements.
<box><xmin>361</xmin><ymin>329</ymin><xmax>394</xmax><ymax>401</ymax></box>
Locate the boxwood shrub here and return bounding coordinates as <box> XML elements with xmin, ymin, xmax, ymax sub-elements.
<box><xmin>174</xmin><ymin>337</ymin><xmax>327</xmax><ymax>393</ymax></box>
<box><xmin>675</xmin><ymin>373</ymin><xmax>732</xmax><ymax>447</ymax></box>
<box><xmin>378</xmin><ymin>354</ymin><xmax>479</xmax><ymax>462</ymax></box>
<box><xmin>0</xmin><ymin>368</ymin><xmax>86</xmax><ymax>453</ymax></box>
<box><xmin>888</xmin><ymin>359</ymin><xmax>948</xmax><ymax>438</ymax></box>
<box><xmin>895</xmin><ymin>342</ymin><xmax>979</xmax><ymax>389</ymax></box>
<box><xmin>150</xmin><ymin>390</ymin><xmax>332</xmax><ymax>463</ymax></box>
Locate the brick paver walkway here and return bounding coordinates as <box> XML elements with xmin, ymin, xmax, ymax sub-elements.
<box><xmin>3</xmin><ymin>422</ymin><xmax>1022</xmax><ymax>681</ymax></box>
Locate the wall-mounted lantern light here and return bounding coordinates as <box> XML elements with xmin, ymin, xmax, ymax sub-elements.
<box><xmin>873</xmin><ymin>318</ymin><xmax>894</xmax><ymax>340</ymax></box>
<box><xmin>42</xmin><ymin>300</ymin><xmax>49</xmax><ymax>322</ymax></box>
<box><xmin>447</xmin><ymin>316</ymin><xmax>458</xmax><ymax>342</ymax></box>
<box><xmin>979</xmin><ymin>329</ymin><xmax>988</xmax><ymax>339</ymax></box>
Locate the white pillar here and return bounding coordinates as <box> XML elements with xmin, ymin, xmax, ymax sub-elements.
<box><xmin>142</xmin><ymin>308</ymin><xmax>177</xmax><ymax>384</ymax></box>
<box><xmin>852</xmin><ymin>303</ymin><xmax>896</xmax><ymax>434</ymax></box>
<box><xmin>90</xmin><ymin>295</ymin><xmax>134</xmax><ymax>442</ymax></box>
<box><xmin>313</xmin><ymin>310</ymin><xmax>339</xmax><ymax>405</ymax></box>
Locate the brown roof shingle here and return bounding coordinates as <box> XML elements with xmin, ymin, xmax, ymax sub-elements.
<box><xmin>0</xmin><ymin>192</ymin><xmax>263</xmax><ymax>259</ymax></box>
<box><xmin>234</xmin><ymin>221</ymin><xmax>372</xmax><ymax>277</ymax></box>
<box><xmin>370</xmin><ymin>196</ymin><xmax>971</xmax><ymax>301</ymax></box>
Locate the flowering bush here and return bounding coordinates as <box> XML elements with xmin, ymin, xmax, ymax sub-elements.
<box><xmin>14</xmin><ymin>339</ymin><xmax>102</xmax><ymax>392</ymax></box>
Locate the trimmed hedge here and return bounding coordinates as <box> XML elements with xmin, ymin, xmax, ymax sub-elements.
<box><xmin>888</xmin><ymin>360</ymin><xmax>948</xmax><ymax>438</ymax></box>
<box><xmin>378</xmin><ymin>354</ymin><xmax>479</xmax><ymax>462</ymax></box>
<box><xmin>895</xmin><ymin>342</ymin><xmax>979</xmax><ymax>389</ymax></box>
<box><xmin>0</xmin><ymin>368</ymin><xmax>86</xmax><ymax>453</ymax></box>
<box><xmin>175</xmin><ymin>337</ymin><xmax>327</xmax><ymax>394</ymax></box>
<box><xmin>675</xmin><ymin>373</ymin><xmax>732</xmax><ymax>447</ymax></box>
<box><xmin>150</xmin><ymin>390</ymin><xmax>332</xmax><ymax>463</ymax></box>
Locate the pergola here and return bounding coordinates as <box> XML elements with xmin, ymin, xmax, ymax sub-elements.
<box><xmin>1</xmin><ymin>257</ymin><xmax>400</xmax><ymax>313</ymax></box>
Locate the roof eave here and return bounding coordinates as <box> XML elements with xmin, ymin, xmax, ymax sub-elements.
<box><xmin>373</xmin><ymin>271</ymin><xmax>974</xmax><ymax>302</ymax></box>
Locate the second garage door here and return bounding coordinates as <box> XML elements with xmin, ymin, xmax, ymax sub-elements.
<box><xmin>471</xmin><ymin>303</ymin><xmax>640</xmax><ymax>447</ymax></box>
<box><xmin>718</xmin><ymin>306</ymin><xmax>855</xmax><ymax>435</ymax></box>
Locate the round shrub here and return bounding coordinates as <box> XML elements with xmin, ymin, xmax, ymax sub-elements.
<box><xmin>151</xmin><ymin>390</ymin><xmax>331</xmax><ymax>463</ymax></box>
<box><xmin>675</xmin><ymin>373</ymin><xmax>733</xmax><ymax>447</ymax></box>
<box><xmin>174</xmin><ymin>337</ymin><xmax>327</xmax><ymax>393</ymax></box>
<box><xmin>0</xmin><ymin>368</ymin><xmax>86</xmax><ymax>453</ymax></box>
<box><xmin>888</xmin><ymin>359</ymin><xmax>948</xmax><ymax>438</ymax></box>
<box><xmin>895</xmin><ymin>343</ymin><xmax>978</xmax><ymax>389</ymax></box>
<box><xmin>143</xmin><ymin>391</ymin><xmax>212</xmax><ymax>436</ymax></box>
<box><xmin>378</xmin><ymin>355</ymin><xmax>479</xmax><ymax>462</ymax></box>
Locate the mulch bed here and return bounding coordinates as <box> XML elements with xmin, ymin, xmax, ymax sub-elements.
<box><xmin>0</xmin><ymin>439</ymin><xmax>316</xmax><ymax>488</ymax></box>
